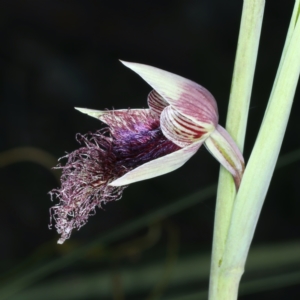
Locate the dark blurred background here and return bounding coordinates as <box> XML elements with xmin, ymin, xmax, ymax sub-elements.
<box><xmin>1</xmin><ymin>0</ymin><xmax>300</xmax><ymax>299</ymax></box>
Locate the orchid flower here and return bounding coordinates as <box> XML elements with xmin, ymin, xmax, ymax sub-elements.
<box><xmin>50</xmin><ymin>61</ymin><xmax>244</xmax><ymax>244</ymax></box>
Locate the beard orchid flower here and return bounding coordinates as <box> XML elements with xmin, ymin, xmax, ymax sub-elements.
<box><xmin>50</xmin><ymin>61</ymin><xmax>244</xmax><ymax>244</ymax></box>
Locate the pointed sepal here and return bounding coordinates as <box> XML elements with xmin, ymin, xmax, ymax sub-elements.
<box><xmin>75</xmin><ymin>107</ymin><xmax>107</xmax><ymax>120</ymax></box>
<box><xmin>120</xmin><ymin>60</ymin><xmax>219</xmax><ymax>128</ymax></box>
<box><xmin>109</xmin><ymin>141</ymin><xmax>202</xmax><ymax>186</ymax></box>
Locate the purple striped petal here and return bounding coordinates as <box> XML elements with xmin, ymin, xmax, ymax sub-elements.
<box><xmin>75</xmin><ymin>107</ymin><xmax>148</xmax><ymax>124</ymax></box>
<box><xmin>75</xmin><ymin>107</ymin><xmax>158</xmax><ymax>138</ymax></box>
<box><xmin>204</xmin><ymin>125</ymin><xmax>245</xmax><ymax>189</ymax></box>
<box><xmin>160</xmin><ymin>106</ymin><xmax>213</xmax><ymax>147</ymax></box>
<box><xmin>75</xmin><ymin>107</ymin><xmax>153</xmax><ymax>128</ymax></box>
<box><xmin>120</xmin><ymin>61</ymin><xmax>219</xmax><ymax>127</ymax></box>
<box><xmin>147</xmin><ymin>90</ymin><xmax>169</xmax><ymax>117</ymax></box>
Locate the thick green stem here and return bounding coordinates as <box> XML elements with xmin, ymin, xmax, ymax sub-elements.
<box><xmin>210</xmin><ymin>1</ymin><xmax>300</xmax><ymax>299</ymax></box>
<box><xmin>221</xmin><ymin>0</ymin><xmax>300</xmax><ymax>281</ymax></box>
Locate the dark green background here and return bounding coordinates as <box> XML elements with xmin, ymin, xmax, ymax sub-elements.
<box><xmin>1</xmin><ymin>0</ymin><xmax>300</xmax><ymax>299</ymax></box>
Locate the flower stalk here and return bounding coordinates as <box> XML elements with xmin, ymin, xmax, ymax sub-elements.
<box><xmin>209</xmin><ymin>0</ymin><xmax>300</xmax><ymax>299</ymax></box>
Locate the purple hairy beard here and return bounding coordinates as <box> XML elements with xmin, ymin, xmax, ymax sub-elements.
<box><xmin>50</xmin><ymin>110</ymin><xmax>180</xmax><ymax>244</ymax></box>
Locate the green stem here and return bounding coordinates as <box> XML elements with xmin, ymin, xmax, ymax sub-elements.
<box><xmin>222</xmin><ymin>0</ymin><xmax>300</xmax><ymax>279</ymax></box>
<box><xmin>211</xmin><ymin>1</ymin><xmax>300</xmax><ymax>299</ymax></box>
<box><xmin>209</xmin><ymin>0</ymin><xmax>265</xmax><ymax>299</ymax></box>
